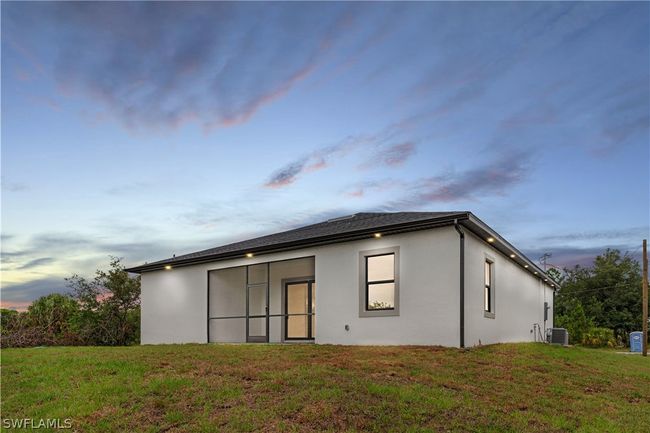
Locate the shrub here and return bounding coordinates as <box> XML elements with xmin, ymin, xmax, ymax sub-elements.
<box><xmin>27</xmin><ymin>294</ymin><xmax>80</xmax><ymax>340</ymax></box>
<box><xmin>1</xmin><ymin>295</ymin><xmax>82</xmax><ymax>348</ymax></box>
<box><xmin>2</xmin><ymin>257</ymin><xmax>140</xmax><ymax>348</ymax></box>
<box><xmin>582</xmin><ymin>327</ymin><xmax>616</xmax><ymax>348</ymax></box>
<box><xmin>555</xmin><ymin>300</ymin><xmax>593</xmax><ymax>345</ymax></box>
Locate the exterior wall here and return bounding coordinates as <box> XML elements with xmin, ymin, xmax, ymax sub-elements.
<box><xmin>140</xmin><ymin>224</ymin><xmax>553</xmax><ymax>346</ymax></box>
<box><xmin>141</xmin><ymin>266</ymin><xmax>209</xmax><ymax>344</ymax></box>
<box><xmin>315</xmin><ymin>228</ymin><xmax>459</xmax><ymax>346</ymax></box>
<box><xmin>464</xmin><ymin>231</ymin><xmax>554</xmax><ymax>346</ymax></box>
<box><xmin>141</xmin><ymin>227</ymin><xmax>460</xmax><ymax>346</ymax></box>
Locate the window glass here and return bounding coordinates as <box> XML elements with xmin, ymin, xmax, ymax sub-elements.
<box><xmin>368</xmin><ymin>282</ymin><xmax>395</xmax><ymax>310</ymax></box>
<box><xmin>360</xmin><ymin>248</ymin><xmax>399</xmax><ymax>316</ymax></box>
<box><xmin>484</xmin><ymin>260</ymin><xmax>492</xmax><ymax>313</ymax></box>
<box><xmin>367</xmin><ymin>254</ymin><xmax>394</xmax><ymax>281</ymax></box>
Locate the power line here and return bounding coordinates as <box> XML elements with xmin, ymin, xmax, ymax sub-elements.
<box><xmin>627</xmin><ymin>244</ymin><xmax>643</xmax><ymax>257</ymax></box>
<box><xmin>545</xmin><ymin>246</ymin><xmax>643</xmax><ymax>275</ymax></box>
<box><xmin>556</xmin><ymin>283</ymin><xmax>641</xmax><ymax>296</ymax></box>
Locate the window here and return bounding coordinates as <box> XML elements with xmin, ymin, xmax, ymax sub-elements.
<box><xmin>359</xmin><ymin>247</ymin><xmax>400</xmax><ymax>317</ymax></box>
<box><xmin>484</xmin><ymin>259</ymin><xmax>494</xmax><ymax>317</ymax></box>
<box><xmin>367</xmin><ymin>254</ymin><xmax>395</xmax><ymax>310</ymax></box>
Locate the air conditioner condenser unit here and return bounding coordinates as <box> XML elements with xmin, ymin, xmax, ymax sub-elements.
<box><xmin>548</xmin><ymin>328</ymin><xmax>569</xmax><ymax>346</ymax></box>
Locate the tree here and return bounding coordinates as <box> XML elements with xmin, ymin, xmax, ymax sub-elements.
<box><xmin>1</xmin><ymin>295</ymin><xmax>80</xmax><ymax>347</ymax></box>
<box><xmin>0</xmin><ymin>308</ymin><xmax>20</xmax><ymax>331</ymax></box>
<box><xmin>556</xmin><ymin>249</ymin><xmax>643</xmax><ymax>342</ymax></box>
<box><xmin>27</xmin><ymin>293</ymin><xmax>80</xmax><ymax>342</ymax></box>
<box><xmin>546</xmin><ymin>267</ymin><xmax>564</xmax><ymax>285</ymax></box>
<box><xmin>1</xmin><ymin>309</ymin><xmax>31</xmax><ymax>348</ymax></box>
<box><xmin>67</xmin><ymin>256</ymin><xmax>141</xmax><ymax>345</ymax></box>
<box><xmin>2</xmin><ymin>258</ymin><xmax>140</xmax><ymax>348</ymax></box>
<box><xmin>555</xmin><ymin>299</ymin><xmax>593</xmax><ymax>344</ymax></box>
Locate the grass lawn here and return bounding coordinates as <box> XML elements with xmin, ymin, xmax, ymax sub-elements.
<box><xmin>1</xmin><ymin>343</ymin><xmax>649</xmax><ymax>433</ymax></box>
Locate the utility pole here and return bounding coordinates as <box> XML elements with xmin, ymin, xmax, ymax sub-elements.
<box><xmin>643</xmin><ymin>239</ymin><xmax>648</xmax><ymax>357</ymax></box>
<box><xmin>540</xmin><ymin>253</ymin><xmax>552</xmax><ymax>272</ymax></box>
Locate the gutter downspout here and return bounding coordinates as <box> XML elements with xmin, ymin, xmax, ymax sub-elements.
<box><xmin>454</xmin><ymin>220</ymin><xmax>465</xmax><ymax>348</ymax></box>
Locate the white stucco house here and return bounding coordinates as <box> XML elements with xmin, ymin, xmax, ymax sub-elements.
<box><xmin>126</xmin><ymin>212</ymin><xmax>556</xmax><ymax>347</ymax></box>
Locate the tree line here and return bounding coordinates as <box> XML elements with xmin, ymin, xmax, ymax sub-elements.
<box><xmin>552</xmin><ymin>249</ymin><xmax>647</xmax><ymax>347</ymax></box>
<box><xmin>1</xmin><ymin>257</ymin><xmax>140</xmax><ymax>348</ymax></box>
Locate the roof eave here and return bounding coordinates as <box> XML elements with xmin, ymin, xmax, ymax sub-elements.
<box><xmin>461</xmin><ymin>213</ymin><xmax>559</xmax><ymax>290</ymax></box>
<box><xmin>125</xmin><ymin>212</ymin><xmax>470</xmax><ymax>273</ymax></box>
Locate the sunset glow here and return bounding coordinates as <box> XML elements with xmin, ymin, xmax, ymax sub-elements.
<box><xmin>1</xmin><ymin>2</ymin><xmax>648</xmax><ymax>309</ymax></box>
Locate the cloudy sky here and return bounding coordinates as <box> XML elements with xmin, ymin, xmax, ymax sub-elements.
<box><xmin>1</xmin><ymin>2</ymin><xmax>648</xmax><ymax>310</ymax></box>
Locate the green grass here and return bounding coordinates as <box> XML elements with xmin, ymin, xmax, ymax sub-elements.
<box><xmin>1</xmin><ymin>343</ymin><xmax>649</xmax><ymax>432</ymax></box>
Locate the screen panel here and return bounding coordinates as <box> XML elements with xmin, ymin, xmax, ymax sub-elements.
<box><xmin>209</xmin><ymin>267</ymin><xmax>246</xmax><ymax>318</ymax></box>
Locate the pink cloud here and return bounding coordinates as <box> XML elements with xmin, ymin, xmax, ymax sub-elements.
<box><xmin>264</xmin><ymin>119</ymin><xmax>420</xmax><ymax>189</ymax></box>
<box><xmin>305</xmin><ymin>158</ymin><xmax>327</xmax><ymax>173</ymax></box>
<box><xmin>347</xmin><ymin>189</ymin><xmax>364</xmax><ymax>197</ymax></box>
<box><xmin>0</xmin><ymin>301</ymin><xmax>31</xmax><ymax>312</ymax></box>
<box><xmin>208</xmin><ymin>64</ymin><xmax>316</xmax><ymax>131</ymax></box>
<box><xmin>382</xmin><ymin>142</ymin><xmax>416</xmax><ymax>166</ymax></box>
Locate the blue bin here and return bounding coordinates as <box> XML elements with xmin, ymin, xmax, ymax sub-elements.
<box><xmin>630</xmin><ymin>331</ymin><xmax>643</xmax><ymax>353</ymax></box>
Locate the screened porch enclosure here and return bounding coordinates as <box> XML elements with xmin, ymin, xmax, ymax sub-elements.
<box><xmin>208</xmin><ymin>257</ymin><xmax>315</xmax><ymax>343</ymax></box>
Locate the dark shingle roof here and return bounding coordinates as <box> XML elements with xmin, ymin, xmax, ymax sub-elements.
<box><xmin>126</xmin><ymin>211</ymin><xmax>468</xmax><ymax>272</ymax></box>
